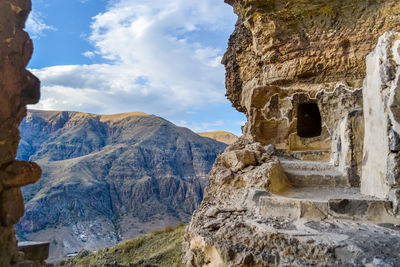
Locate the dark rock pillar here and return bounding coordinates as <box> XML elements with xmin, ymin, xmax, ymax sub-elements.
<box><xmin>0</xmin><ymin>0</ymin><xmax>41</xmax><ymax>265</ymax></box>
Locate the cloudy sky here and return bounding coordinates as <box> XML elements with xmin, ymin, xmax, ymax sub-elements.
<box><xmin>25</xmin><ymin>0</ymin><xmax>246</xmax><ymax>136</ymax></box>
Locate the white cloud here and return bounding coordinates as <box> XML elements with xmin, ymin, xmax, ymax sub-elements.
<box><xmin>83</xmin><ymin>51</ymin><xmax>96</xmax><ymax>59</ymax></box>
<box><xmin>31</xmin><ymin>64</ymin><xmax>181</xmax><ymax>115</ymax></box>
<box><xmin>31</xmin><ymin>0</ymin><xmax>237</xmax><ymax>121</ymax></box>
<box><xmin>25</xmin><ymin>11</ymin><xmax>56</xmax><ymax>39</ymax></box>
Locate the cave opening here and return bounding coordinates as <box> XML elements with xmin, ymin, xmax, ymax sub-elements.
<box><xmin>297</xmin><ymin>103</ymin><xmax>322</xmax><ymax>138</ymax></box>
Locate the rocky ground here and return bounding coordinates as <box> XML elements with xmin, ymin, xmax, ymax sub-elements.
<box><xmin>183</xmin><ymin>141</ymin><xmax>400</xmax><ymax>266</ymax></box>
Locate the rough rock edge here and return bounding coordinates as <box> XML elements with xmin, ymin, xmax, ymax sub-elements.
<box><xmin>0</xmin><ymin>0</ymin><xmax>42</xmax><ymax>266</ymax></box>
<box><xmin>183</xmin><ymin>140</ymin><xmax>400</xmax><ymax>266</ymax></box>
<box><xmin>222</xmin><ymin>0</ymin><xmax>400</xmax><ymax>143</ymax></box>
<box><xmin>184</xmin><ymin>4</ymin><xmax>400</xmax><ymax>261</ymax></box>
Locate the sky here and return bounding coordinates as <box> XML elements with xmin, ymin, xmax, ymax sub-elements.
<box><xmin>25</xmin><ymin>0</ymin><xmax>246</xmax><ymax>136</ymax></box>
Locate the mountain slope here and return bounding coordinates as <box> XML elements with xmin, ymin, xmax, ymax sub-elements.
<box><xmin>16</xmin><ymin>110</ymin><xmax>226</xmax><ymax>262</ymax></box>
<box><xmin>198</xmin><ymin>131</ymin><xmax>239</xmax><ymax>145</ymax></box>
<box><xmin>62</xmin><ymin>224</ymin><xmax>185</xmax><ymax>267</ymax></box>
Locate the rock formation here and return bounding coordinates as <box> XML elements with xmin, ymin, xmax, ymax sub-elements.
<box><xmin>0</xmin><ymin>1</ymin><xmax>42</xmax><ymax>266</ymax></box>
<box><xmin>362</xmin><ymin>32</ymin><xmax>400</xmax><ymax>202</ymax></box>
<box><xmin>16</xmin><ymin>110</ymin><xmax>226</xmax><ymax>262</ymax></box>
<box><xmin>184</xmin><ymin>1</ymin><xmax>400</xmax><ymax>266</ymax></box>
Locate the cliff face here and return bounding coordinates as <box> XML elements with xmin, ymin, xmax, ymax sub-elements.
<box><xmin>184</xmin><ymin>1</ymin><xmax>400</xmax><ymax>266</ymax></box>
<box><xmin>223</xmin><ymin>0</ymin><xmax>400</xmax><ymax>151</ymax></box>
<box><xmin>224</xmin><ymin>0</ymin><xmax>400</xmax><ymax>89</ymax></box>
<box><xmin>16</xmin><ymin>110</ymin><xmax>226</xmax><ymax>262</ymax></box>
<box><xmin>0</xmin><ymin>1</ymin><xmax>41</xmax><ymax>266</ymax></box>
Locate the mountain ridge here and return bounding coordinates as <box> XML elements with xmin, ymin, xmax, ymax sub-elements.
<box><xmin>197</xmin><ymin>131</ymin><xmax>239</xmax><ymax>145</ymax></box>
<box><xmin>16</xmin><ymin>109</ymin><xmax>227</xmax><ymax>262</ymax></box>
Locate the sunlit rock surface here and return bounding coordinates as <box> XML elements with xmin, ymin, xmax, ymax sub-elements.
<box><xmin>223</xmin><ymin>0</ymin><xmax>400</xmax><ymax>152</ymax></box>
<box><xmin>184</xmin><ymin>1</ymin><xmax>400</xmax><ymax>266</ymax></box>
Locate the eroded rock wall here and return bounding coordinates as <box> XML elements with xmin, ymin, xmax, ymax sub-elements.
<box><xmin>362</xmin><ymin>32</ymin><xmax>400</xmax><ymax>202</ymax></box>
<box><xmin>223</xmin><ymin>0</ymin><xmax>400</xmax><ymax>152</ymax></box>
<box><xmin>184</xmin><ymin>1</ymin><xmax>400</xmax><ymax>266</ymax></box>
<box><xmin>0</xmin><ymin>1</ymin><xmax>41</xmax><ymax>266</ymax></box>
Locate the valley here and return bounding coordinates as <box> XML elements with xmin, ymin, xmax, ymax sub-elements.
<box><xmin>16</xmin><ymin>110</ymin><xmax>227</xmax><ymax>262</ymax></box>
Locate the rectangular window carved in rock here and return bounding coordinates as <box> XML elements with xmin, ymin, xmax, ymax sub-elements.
<box><xmin>297</xmin><ymin>103</ymin><xmax>322</xmax><ymax>138</ymax></box>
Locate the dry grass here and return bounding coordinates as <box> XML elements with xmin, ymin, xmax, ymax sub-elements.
<box><xmin>60</xmin><ymin>223</ymin><xmax>186</xmax><ymax>267</ymax></box>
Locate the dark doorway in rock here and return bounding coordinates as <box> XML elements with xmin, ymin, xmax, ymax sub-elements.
<box><xmin>297</xmin><ymin>103</ymin><xmax>322</xmax><ymax>138</ymax></box>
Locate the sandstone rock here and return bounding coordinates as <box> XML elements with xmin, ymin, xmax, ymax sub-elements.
<box><xmin>0</xmin><ymin>226</ymin><xmax>18</xmax><ymax>266</ymax></box>
<box><xmin>221</xmin><ymin>141</ymin><xmax>272</xmax><ymax>173</ymax></box>
<box><xmin>221</xmin><ymin>150</ymin><xmax>257</xmax><ymax>172</ymax></box>
<box><xmin>224</xmin><ymin>0</ymin><xmax>400</xmax><ymax>112</ymax></box>
<box><xmin>0</xmin><ymin>161</ymin><xmax>41</xmax><ymax>188</ymax></box>
<box><xmin>222</xmin><ymin>0</ymin><xmax>399</xmax><ymax>159</ymax></box>
<box><xmin>0</xmin><ymin>188</ymin><xmax>24</xmax><ymax>227</ymax></box>
<box><xmin>185</xmin><ymin>1</ymin><xmax>400</xmax><ymax>266</ymax></box>
<box><xmin>0</xmin><ymin>0</ymin><xmax>40</xmax><ymax>264</ymax></box>
<box><xmin>184</xmin><ymin>149</ymin><xmax>400</xmax><ymax>265</ymax></box>
<box><xmin>214</xmin><ymin>168</ymin><xmax>234</xmax><ymax>185</ymax></box>
<box><xmin>267</xmin><ymin>161</ymin><xmax>290</xmax><ymax>194</ymax></box>
<box><xmin>263</xmin><ymin>144</ymin><xmax>275</xmax><ymax>157</ymax></box>
<box><xmin>246</xmin><ymin>188</ymin><xmax>270</xmax><ymax>206</ymax></box>
<box><xmin>205</xmin><ymin>207</ymin><xmax>221</xmax><ymax>218</ymax></box>
<box><xmin>211</xmin><ymin>146</ymin><xmax>289</xmax><ymax>195</ymax></box>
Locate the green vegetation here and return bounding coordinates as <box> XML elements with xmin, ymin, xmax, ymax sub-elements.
<box><xmin>60</xmin><ymin>223</ymin><xmax>186</xmax><ymax>267</ymax></box>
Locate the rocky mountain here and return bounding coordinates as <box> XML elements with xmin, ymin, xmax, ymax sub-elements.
<box><xmin>15</xmin><ymin>110</ymin><xmax>227</xmax><ymax>262</ymax></box>
<box><xmin>197</xmin><ymin>131</ymin><xmax>239</xmax><ymax>145</ymax></box>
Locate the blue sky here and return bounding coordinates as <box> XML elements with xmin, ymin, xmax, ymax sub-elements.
<box><xmin>26</xmin><ymin>0</ymin><xmax>246</xmax><ymax>136</ymax></box>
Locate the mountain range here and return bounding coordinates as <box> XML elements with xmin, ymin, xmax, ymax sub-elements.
<box><xmin>15</xmin><ymin>110</ymin><xmax>227</xmax><ymax>262</ymax></box>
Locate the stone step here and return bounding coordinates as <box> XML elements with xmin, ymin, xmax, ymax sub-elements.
<box><xmin>278</xmin><ymin>150</ymin><xmax>331</xmax><ymax>162</ymax></box>
<box><xmin>18</xmin><ymin>241</ymin><xmax>50</xmax><ymax>262</ymax></box>
<box><xmin>258</xmin><ymin>187</ymin><xmax>397</xmax><ymax>223</ymax></box>
<box><xmin>280</xmin><ymin>159</ymin><xmax>335</xmax><ymax>171</ymax></box>
<box><xmin>284</xmin><ymin>169</ymin><xmax>349</xmax><ymax>187</ymax></box>
<box><xmin>280</xmin><ymin>159</ymin><xmax>349</xmax><ymax>187</ymax></box>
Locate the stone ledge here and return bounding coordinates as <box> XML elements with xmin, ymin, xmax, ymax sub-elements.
<box><xmin>18</xmin><ymin>242</ymin><xmax>50</xmax><ymax>262</ymax></box>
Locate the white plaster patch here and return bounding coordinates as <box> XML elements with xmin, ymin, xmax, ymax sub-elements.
<box><xmin>392</xmin><ymin>39</ymin><xmax>400</xmax><ymax>65</ymax></box>
<box><xmin>361</xmin><ymin>32</ymin><xmax>399</xmax><ymax>198</ymax></box>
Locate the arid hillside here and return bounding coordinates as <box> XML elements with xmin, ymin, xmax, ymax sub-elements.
<box><xmin>16</xmin><ymin>110</ymin><xmax>226</xmax><ymax>262</ymax></box>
